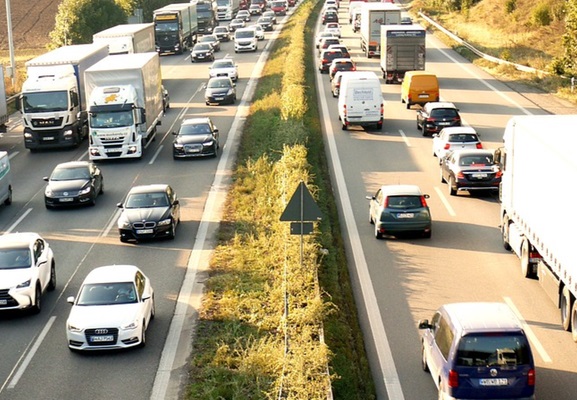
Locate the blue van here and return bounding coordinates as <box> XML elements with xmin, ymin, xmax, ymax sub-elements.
<box><xmin>418</xmin><ymin>302</ymin><xmax>535</xmax><ymax>400</ymax></box>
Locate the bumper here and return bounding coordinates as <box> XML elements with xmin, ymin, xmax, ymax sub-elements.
<box><xmin>119</xmin><ymin>224</ymin><xmax>173</xmax><ymax>241</ymax></box>
<box><xmin>343</xmin><ymin>116</ymin><xmax>383</xmax><ymax>127</ymax></box>
<box><xmin>67</xmin><ymin>326</ymin><xmax>142</xmax><ymax>351</ymax></box>
<box><xmin>45</xmin><ymin>193</ymin><xmax>94</xmax><ymax>208</ymax></box>
<box><xmin>455</xmin><ymin>181</ymin><xmax>501</xmax><ymax>192</ymax></box>
<box><xmin>377</xmin><ymin>221</ymin><xmax>432</xmax><ymax>235</ymax></box>
<box><xmin>173</xmin><ymin>144</ymin><xmax>217</xmax><ymax>158</ymax></box>
<box><xmin>235</xmin><ymin>42</ymin><xmax>257</xmax><ymax>52</ymax></box>
<box><xmin>0</xmin><ymin>287</ymin><xmax>34</xmax><ymax>310</ymax></box>
<box><xmin>89</xmin><ymin>145</ymin><xmax>142</xmax><ymax>160</ymax></box>
<box><xmin>24</xmin><ymin>127</ymin><xmax>80</xmax><ymax>149</ymax></box>
<box><xmin>205</xmin><ymin>94</ymin><xmax>234</xmax><ymax>104</ymax></box>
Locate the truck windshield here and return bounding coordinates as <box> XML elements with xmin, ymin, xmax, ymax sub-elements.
<box><xmin>90</xmin><ymin>111</ymin><xmax>133</xmax><ymax>128</ymax></box>
<box><xmin>22</xmin><ymin>91</ymin><xmax>68</xmax><ymax>113</ymax></box>
<box><xmin>155</xmin><ymin>21</ymin><xmax>179</xmax><ymax>32</ymax></box>
<box><xmin>216</xmin><ymin>0</ymin><xmax>230</xmax><ymax>6</ymax></box>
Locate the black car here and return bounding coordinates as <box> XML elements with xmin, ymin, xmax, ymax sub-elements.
<box><xmin>416</xmin><ymin>101</ymin><xmax>462</xmax><ymax>136</ymax></box>
<box><xmin>205</xmin><ymin>77</ymin><xmax>237</xmax><ymax>105</ymax></box>
<box><xmin>191</xmin><ymin>43</ymin><xmax>215</xmax><ymax>62</ymax></box>
<box><xmin>198</xmin><ymin>34</ymin><xmax>221</xmax><ymax>52</ymax></box>
<box><xmin>213</xmin><ymin>26</ymin><xmax>231</xmax><ymax>42</ymax></box>
<box><xmin>318</xmin><ymin>49</ymin><xmax>343</xmax><ymax>73</ymax></box>
<box><xmin>440</xmin><ymin>149</ymin><xmax>502</xmax><ymax>196</ymax></box>
<box><xmin>322</xmin><ymin>10</ymin><xmax>338</xmax><ymax>24</ymax></box>
<box><xmin>44</xmin><ymin>161</ymin><xmax>103</xmax><ymax>209</ymax></box>
<box><xmin>117</xmin><ymin>184</ymin><xmax>180</xmax><ymax>242</ymax></box>
<box><xmin>257</xmin><ymin>16</ymin><xmax>274</xmax><ymax>31</ymax></box>
<box><xmin>172</xmin><ymin>117</ymin><xmax>220</xmax><ymax>159</ymax></box>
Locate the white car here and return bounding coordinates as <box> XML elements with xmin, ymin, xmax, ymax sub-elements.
<box><xmin>0</xmin><ymin>232</ymin><xmax>56</xmax><ymax>314</ymax></box>
<box><xmin>315</xmin><ymin>31</ymin><xmax>336</xmax><ymax>48</ymax></box>
<box><xmin>209</xmin><ymin>58</ymin><xmax>239</xmax><ymax>82</ymax></box>
<box><xmin>432</xmin><ymin>126</ymin><xmax>483</xmax><ymax>160</ymax></box>
<box><xmin>324</xmin><ymin>22</ymin><xmax>341</xmax><ymax>38</ymax></box>
<box><xmin>249</xmin><ymin>24</ymin><xmax>265</xmax><ymax>40</ymax></box>
<box><xmin>66</xmin><ymin>265</ymin><xmax>155</xmax><ymax>351</ymax></box>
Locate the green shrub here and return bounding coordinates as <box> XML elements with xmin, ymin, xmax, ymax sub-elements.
<box><xmin>505</xmin><ymin>0</ymin><xmax>516</xmax><ymax>14</ymax></box>
<box><xmin>532</xmin><ymin>3</ymin><xmax>552</xmax><ymax>26</ymax></box>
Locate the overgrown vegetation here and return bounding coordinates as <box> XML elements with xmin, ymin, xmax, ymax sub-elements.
<box><xmin>186</xmin><ymin>1</ymin><xmax>374</xmax><ymax>399</ymax></box>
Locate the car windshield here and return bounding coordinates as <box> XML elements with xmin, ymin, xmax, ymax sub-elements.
<box><xmin>459</xmin><ymin>154</ymin><xmax>494</xmax><ymax>166</ymax></box>
<box><xmin>455</xmin><ymin>333</ymin><xmax>532</xmax><ymax>367</ymax></box>
<box><xmin>194</xmin><ymin>43</ymin><xmax>212</xmax><ymax>51</ymax></box>
<box><xmin>51</xmin><ymin>166</ymin><xmax>89</xmax><ymax>181</ymax></box>
<box><xmin>215</xmin><ymin>27</ymin><xmax>227</xmax><ymax>33</ymax></box>
<box><xmin>76</xmin><ymin>282</ymin><xmax>138</xmax><ymax>306</ymax></box>
<box><xmin>386</xmin><ymin>196</ymin><xmax>423</xmax><ymax>209</ymax></box>
<box><xmin>125</xmin><ymin>192</ymin><xmax>169</xmax><ymax>208</ymax></box>
<box><xmin>236</xmin><ymin>30</ymin><xmax>254</xmax><ymax>38</ymax></box>
<box><xmin>180</xmin><ymin>123</ymin><xmax>211</xmax><ymax>135</ymax></box>
<box><xmin>0</xmin><ymin>248</ymin><xmax>31</xmax><ymax>269</ymax></box>
<box><xmin>213</xmin><ymin>61</ymin><xmax>233</xmax><ymax>68</ymax></box>
<box><xmin>448</xmin><ymin>134</ymin><xmax>478</xmax><ymax>142</ymax></box>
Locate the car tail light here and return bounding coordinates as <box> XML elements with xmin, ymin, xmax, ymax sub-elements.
<box><xmin>426</xmin><ymin>117</ymin><xmax>435</xmax><ymax>123</ymax></box>
<box><xmin>448</xmin><ymin>370</ymin><xmax>459</xmax><ymax>388</ymax></box>
<box><xmin>454</xmin><ymin>117</ymin><xmax>461</xmax><ymax>124</ymax></box>
<box><xmin>380</xmin><ymin>103</ymin><xmax>384</xmax><ymax>116</ymax></box>
<box><xmin>457</xmin><ymin>171</ymin><xmax>464</xmax><ymax>179</ymax></box>
<box><xmin>352</xmin><ymin>65</ymin><xmax>356</xmax><ymax>71</ymax></box>
<box><xmin>443</xmin><ymin>143</ymin><xmax>450</xmax><ymax>150</ymax></box>
<box><xmin>420</xmin><ymin>196</ymin><xmax>428</xmax><ymax>207</ymax></box>
<box><xmin>495</xmin><ymin>170</ymin><xmax>503</xmax><ymax>178</ymax></box>
<box><xmin>342</xmin><ymin>104</ymin><xmax>347</xmax><ymax>118</ymax></box>
<box><xmin>384</xmin><ymin>197</ymin><xmax>389</xmax><ymax>207</ymax></box>
<box><xmin>476</xmin><ymin>143</ymin><xmax>483</xmax><ymax>149</ymax></box>
<box><xmin>408</xmin><ymin>94</ymin><xmax>412</xmax><ymax>103</ymax></box>
<box><xmin>528</xmin><ymin>369</ymin><xmax>535</xmax><ymax>386</ymax></box>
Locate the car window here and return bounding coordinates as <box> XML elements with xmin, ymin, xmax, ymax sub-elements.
<box><xmin>431</xmin><ymin>108</ymin><xmax>458</xmax><ymax>118</ymax></box>
<box><xmin>0</xmin><ymin>248</ymin><xmax>31</xmax><ymax>269</ymax></box>
<box><xmin>459</xmin><ymin>155</ymin><xmax>493</xmax><ymax>166</ymax></box>
<box><xmin>181</xmin><ymin>123</ymin><xmax>211</xmax><ymax>135</ymax></box>
<box><xmin>456</xmin><ymin>333</ymin><xmax>532</xmax><ymax>367</ymax></box>
<box><xmin>449</xmin><ymin>134</ymin><xmax>478</xmax><ymax>142</ymax></box>
<box><xmin>52</xmin><ymin>166</ymin><xmax>90</xmax><ymax>180</ymax></box>
<box><xmin>435</xmin><ymin>317</ymin><xmax>454</xmax><ymax>360</ymax></box>
<box><xmin>386</xmin><ymin>196</ymin><xmax>423</xmax><ymax>209</ymax></box>
<box><xmin>126</xmin><ymin>192</ymin><xmax>169</xmax><ymax>208</ymax></box>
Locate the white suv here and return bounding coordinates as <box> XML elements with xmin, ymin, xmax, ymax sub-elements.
<box><xmin>0</xmin><ymin>232</ymin><xmax>56</xmax><ymax>314</ymax></box>
<box><xmin>234</xmin><ymin>27</ymin><xmax>258</xmax><ymax>52</ymax></box>
<box><xmin>208</xmin><ymin>58</ymin><xmax>239</xmax><ymax>82</ymax></box>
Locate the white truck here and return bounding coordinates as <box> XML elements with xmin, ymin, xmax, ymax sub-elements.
<box><xmin>360</xmin><ymin>2</ymin><xmax>401</xmax><ymax>58</ymax></box>
<box><xmin>0</xmin><ymin>65</ymin><xmax>8</xmax><ymax>132</ymax></box>
<box><xmin>380</xmin><ymin>24</ymin><xmax>426</xmax><ymax>84</ymax></box>
<box><xmin>20</xmin><ymin>44</ymin><xmax>108</xmax><ymax>150</ymax></box>
<box><xmin>93</xmin><ymin>23</ymin><xmax>155</xmax><ymax>55</ymax></box>
<box><xmin>154</xmin><ymin>3</ymin><xmax>198</xmax><ymax>54</ymax></box>
<box><xmin>84</xmin><ymin>52</ymin><xmax>163</xmax><ymax>160</ymax></box>
<box><xmin>215</xmin><ymin>0</ymin><xmax>240</xmax><ymax>21</ymax></box>
<box><xmin>500</xmin><ymin>114</ymin><xmax>577</xmax><ymax>339</ymax></box>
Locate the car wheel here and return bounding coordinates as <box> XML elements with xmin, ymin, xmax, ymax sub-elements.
<box><xmin>120</xmin><ymin>236</ymin><xmax>129</xmax><ymax>243</ymax></box>
<box><xmin>376</xmin><ymin>121</ymin><xmax>383</xmax><ymax>130</ymax></box>
<box><xmin>31</xmin><ymin>284</ymin><xmax>41</xmax><ymax>314</ymax></box>
<box><xmin>4</xmin><ymin>187</ymin><xmax>12</xmax><ymax>205</ymax></box>
<box><xmin>90</xmin><ymin>191</ymin><xmax>97</xmax><ymax>206</ymax></box>
<box><xmin>423</xmin><ymin>230</ymin><xmax>432</xmax><ymax>239</ymax></box>
<box><xmin>421</xmin><ymin>341</ymin><xmax>429</xmax><ymax>372</ymax></box>
<box><xmin>438</xmin><ymin>383</ymin><xmax>445</xmax><ymax>400</ymax></box>
<box><xmin>139</xmin><ymin>324</ymin><xmax>146</xmax><ymax>348</ymax></box>
<box><xmin>561</xmin><ymin>286</ymin><xmax>573</xmax><ymax>331</ymax></box>
<box><xmin>416</xmin><ymin>119</ymin><xmax>421</xmax><ymax>130</ymax></box>
<box><xmin>502</xmin><ymin>215</ymin><xmax>512</xmax><ymax>251</ymax></box>
<box><xmin>571</xmin><ymin>301</ymin><xmax>577</xmax><ymax>342</ymax></box>
<box><xmin>448</xmin><ymin>176</ymin><xmax>457</xmax><ymax>196</ymax></box>
<box><xmin>440</xmin><ymin>167</ymin><xmax>446</xmax><ymax>183</ymax></box>
<box><xmin>47</xmin><ymin>263</ymin><xmax>56</xmax><ymax>291</ymax></box>
<box><xmin>341</xmin><ymin>121</ymin><xmax>347</xmax><ymax>131</ymax></box>
<box><xmin>374</xmin><ymin>224</ymin><xmax>382</xmax><ymax>240</ymax></box>
<box><xmin>168</xmin><ymin>221</ymin><xmax>176</xmax><ymax>240</ymax></box>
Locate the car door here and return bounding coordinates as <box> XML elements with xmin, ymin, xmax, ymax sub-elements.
<box><xmin>167</xmin><ymin>187</ymin><xmax>181</xmax><ymax>224</ymax></box>
<box><xmin>369</xmin><ymin>189</ymin><xmax>383</xmax><ymax>223</ymax></box>
<box><xmin>427</xmin><ymin>313</ymin><xmax>452</xmax><ymax>389</ymax></box>
<box><xmin>34</xmin><ymin>239</ymin><xmax>50</xmax><ymax>290</ymax></box>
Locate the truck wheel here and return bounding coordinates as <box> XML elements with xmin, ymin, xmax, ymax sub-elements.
<box><xmin>4</xmin><ymin>186</ymin><xmax>12</xmax><ymax>205</ymax></box>
<box><xmin>520</xmin><ymin>239</ymin><xmax>536</xmax><ymax>279</ymax></box>
<box><xmin>561</xmin><ymin>287</ymin><xmax>573</xmax><ymax>331</ymax></box>
<box><xmin>571</xmin><ymin>301</ymin><xmax>577</xmax><ymax>342</ymax></box>
<box><xmin>341</xmin><ymin>121</ymin><xmax>347</xmax><ymax>131</ymax></box>
<box><xmin>502</xmin><ymin>215</ymin><xmax>512</xmax><ymax>251</ymax></box>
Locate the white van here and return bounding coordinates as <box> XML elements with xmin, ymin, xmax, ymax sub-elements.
<box><xmin>0</xmin><ymin>151</ymin><xmax>12</xmax><ymax>207</ymax></box>
<box><xmin>234</xmin><ymin>27</ymin><xmax>258</xmax><ymax>53</ymax></box>
<box><xmin>338</xmin><ymin>71</ymin><xmax>384</xmax><ymax>131</ymax></box>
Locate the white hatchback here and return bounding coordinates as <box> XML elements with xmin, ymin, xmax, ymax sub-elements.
<box><xmin>324</xmin><ymin>22</ymin><xmax>341</xmax><ymax>38</ymax></box>
<box><xmin>432</xmin><ymin>126</ymin><xmax>482</xmax><ymax>160</ymax></box>
<box><xmin>209</xmin><ymin>58</ymin><xmax>239</xmax><ymax>82</ymax></box>
<box><xmin>66</xmin><ymin>265</ymin><xmax>155</xmax><ymax>351</ymax></box>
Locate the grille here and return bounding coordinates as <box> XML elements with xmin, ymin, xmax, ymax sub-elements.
<box><xmin>31</xmin><ymin>117</ymin><xmax>64</xmax><ymax>128</ymax></box>
<box><xmin>0</xmin><ymin>289</ymin><xmax>18</xmax><ymax>308</ymax></box>
<box><xmin>85</xmin><ymin>328</ymin><xmax>119</xmax><ymax>346</ymax></box>
<box><xmin>133</xmin><ymin>221</ymin><xmax>157</xmax><ymax>229</ymax></box>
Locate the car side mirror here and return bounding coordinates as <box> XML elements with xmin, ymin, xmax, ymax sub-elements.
<box><xmin>214</xmin><ymin>128</ymin><xmax>219</xmax><ymax>133</ymax></box>
<box><xmin>432</xmin><ymin>134</ymin><xmax>438</xmax><ymax>138</ymax></box>
<box><xmin>117</xmin><ymin>202</ymin><xmax>123</xmax><ymax>208</ymax></box>
<box><xmin>173</xmin><ymin>200</ymin><xmax>180</xmax><ymax>206</ymax></box>
<box><xmin>67</xmin><ymin>296</ymin><xmax>75</xmax><ymax>304</ymax></box>
<box><xmin>172</xmin><ymin>131</ymin><xmax>177</xmax><ymax>135</ymax></box>
<box><xmin>365</xmin><ymin>195</ymin><xmax>375</xmax><ymax>201</ymax></box>
<box><xmin>418</xmin><ymin>319</ymin><xmax>431</xmax><ymax>329</ymax></box>
<box><xmin>43</xmin><ymin>176</ymin><xmax>49</xmax><ymax>181</ymax></box>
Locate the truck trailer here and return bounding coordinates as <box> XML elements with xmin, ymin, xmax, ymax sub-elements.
<box><xmin>192</xmin><ymin>0</ymin><xmax>218</xmax><ymax>34</ymax></box>
<box><xmin>93</xmin><ymin>23</ymin><xmax>155</xmax><ymax>55</ymax></box>
<box><xmin>154</xmin><ymin>3</ymin><xmax>198</xmax><ymax>54</ymax></box>
<box><xmin>359</xmin><ymin>2</ymin><xmax>401</xmax><ymax>58</ymax></box>
<box><xmin>20</xmin><ymin>44</ymin><xmax>108</xmax><ymax>150</ymax></box>
<box><xmin>84</xmin><ymin>52</ymin><xmax>164</xmax><ymax>160</ymax></box>
<box><xmin>500</xmin><ymin>114</ymin><xmax>577</xmax><ymax>340</ymax></box>
<box><xmin>380</xmin><ymin>24</ymin><xmax>426</xmax><ymax>84</ymax></box>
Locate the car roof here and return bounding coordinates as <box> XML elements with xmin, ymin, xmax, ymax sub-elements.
<box><xmin>82</xmin><ymin>265</ymin><xmax>141</xmax><ymax>284</ymax></box>
<box><xmin>439</xmin><ymin>126</ymin><xmax>477</xmax><ymax>135</ymax></box>
<box><xmin>440</xmin><ymin>302</ymin><xmax>523</xmax><ymax>333</ymax></box>
<box><xmin>378</xmin><ymin>184</ymin><xmax>423</xmax><ymax>196</ymax></box>
<box><xmin>127</xmin><ymin>184</ymin><xmax>170</xmax><ymax>194</ymax></box>
<box><xmin>424</xmin><ymin>101</ymin><xmax>457</xmax><ymax>111</ymax></box>
<box><xmin>451</xmin><ymin>149</ymin><xmax>493</xmax><ymax>158</ymax></box>
<box><xmin>55</xmin><ymin>161</ymin><xmax>91</xmax><ymax>169</ymax></box>
<box><xmin>182</xmin><ymin>117</ymin><xmax>211</xmax><ymax>126</ymax></box>
<box><xmin>0</xmin><ymin>232</ymin><xmax>40</xmax><ymax>249</ymax></box>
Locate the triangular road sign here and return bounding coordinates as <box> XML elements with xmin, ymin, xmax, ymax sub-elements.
<box><xmin>280</xmin><ymin>182</ymin><xmax>323</xmax><ymax>222</ymax></box>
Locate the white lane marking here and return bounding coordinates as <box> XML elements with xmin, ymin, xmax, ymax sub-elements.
<box><xmin>317</xmin><ymin>41</ymin><xmax>405</xmax><ymax>400</ymax></box>
<box><xmin>104</xmin><ymin>208</ymin><xmax>123</xmax><ymax>238</ymax></box>
<box><xmin>433</xmin><ymin>187</ymin><xmax>456</xmax><ymax>217</ymax></box>
<box><xmin>149</xmin><ymin>144</ymin><xmax>164</xmax><ymax>165</ymax></box>
<box><xmin>4</xmin><ymin>208</ymin><xmax>33</xmax><ymax>234</ymax></box>
<box><xmin>503</xmin><ymin>297</ymin><xmax>552</xmax><ymax>363</ymax></box>
<box><xmin>398</xmin><ymin>129</ymin><xmax>411</xmax><ymax>146</ymax></box>
<box><xmin>7</xmin><ymin>316</ymin><xmax>57</xmax><ymax>389</ymax></box>
<box><xmin>150</xmin><ymin>26</ymin><xmax>277</xmax><ymax>400</ymax></box>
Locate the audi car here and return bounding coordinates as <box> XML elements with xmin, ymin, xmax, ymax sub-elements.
<box><xmin>172</xmin><ymin>117</ymin><xmax>220</xmax><ymax>159</ymax></box>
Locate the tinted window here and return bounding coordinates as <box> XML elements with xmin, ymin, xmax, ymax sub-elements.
<box><xmin>459</xmin><ymin>154</ymin><xmax>493</xmax><ymax>166</ymax></box>
<box><xmin>455</xmin><ymin>333</ymin><xmax>532</xmax><ymax>367</ymax></box>
<box><xmin>435</xmin><ymin>317</ymin><xmax>454</xmax><ymax>360</ymax></box>
<box><xmin>431</xmin><ymin>108</ymin><xmax>458</xmax><ymax>118</ymax></box>
<box><xmin>386</xmin><ymin>195</ymin><xmax>423</xmax><ymax>209</ymax></box>
<box><xmin>448</xmin><ymin>134</ymin><xmax>478</xmax><ymax>142</ymax></box>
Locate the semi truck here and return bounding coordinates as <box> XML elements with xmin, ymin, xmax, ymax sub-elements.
<box><xmin>154</xmin><ymin>3</ymin><xmax>198</xmax><ymax>54</ymax></box>
<box><xmin>0</xmin><ymin>66</ymin><xmax>8</xmax><ymax>132</ymax></box>
<box><xmin>84</xmin><ymin>52</ymin><xmax>164</xmax><ymax>160</ymax></box>
<box><xmin>500</xmin><ymin>114</ymin><xmax>577</xmax><ymax>340</ymax></box>
<box><xmin>192</xmin><ymin>0</ymin><xmax>218</xmax><ymax>34</ymax></box>
<box><xmin>360</xmin><ymin>2</ymin><xmax>401</xmax><ymax>58</ymax></box>
<box><xmin>93</xmin><ymin>23</ymin><xmax>155</xmax><ymax>55</ymax></box>
<box><xmin>215</xmin><ymin>0</ymin><xmax>240</xmax><ymax>21</ymax></box>
<box><xmin>379</xmin><ymin>24</ymin><xmax>426</xmax><ymax>84</ymax></box>
<box><xmin>20</xmin><ymin>44</ymin><xmax>108</xmax><ymax>150</ymax></box>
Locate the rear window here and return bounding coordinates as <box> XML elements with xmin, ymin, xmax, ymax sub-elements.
<box><xmin>431</xmin><ymin>108</ymin><xmax>458</xmax><ymax>118</ymax></box>
<box><xmin>448</xmin><ymin>134</ymin><xmax>478</xmax><ymax>143</ymax></box>
<box><xmin>459</xmin><ymin>154</ymin><xmax>493</xmax><ymax>166</ymax></box>
<box><xmin>386</xmin><ymin>195</ymin><xmax>423</xmax><ymax>209</ymax></box>
<box><xmin>456</xmin><ymin>333</ymin><xmax>532</xmax><ymax>367</ymax></box>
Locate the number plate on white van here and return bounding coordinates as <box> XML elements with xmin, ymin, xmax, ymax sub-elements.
<box><xmin>479</xmin><ymin>378</ymin><xmax>508</xmax><ymax>386</ymax></box>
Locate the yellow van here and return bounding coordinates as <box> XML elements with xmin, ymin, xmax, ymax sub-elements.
<box><xmin>401</xmin><ymin>71</ymin><xmax>439</xmax><ymax>109</ymax></box>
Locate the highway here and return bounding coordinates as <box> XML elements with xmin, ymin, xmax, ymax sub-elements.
<box><xmin>0</xmin><ymin>22</ymin><xmax>277</xmax><ymax>400</ymax></box>
<box><xmin>317</xmin><ymin>3</ymin><xmax>577</xmax><ymax>400</ymax></box>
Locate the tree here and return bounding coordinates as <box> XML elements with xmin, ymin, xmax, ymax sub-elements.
<box><xmin>49</xmin><ymin>0</ymin><xmax>128</xmax><ymax>48</ymax></box>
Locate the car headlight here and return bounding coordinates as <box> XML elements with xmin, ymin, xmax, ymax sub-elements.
<box><xmin>203</xmin><ymin>139</ymin><xmax>215</xmax><ymax>146</ymax></box>
<box><xmin>173</xmin><ymin>143</ymin><xmax>184</xmax><ymax>150</ymax></box>
<box><xmin>45</xmin><ymin>188</ymin><xmax>54</xmax><ymax>197</ymax></box>
<box><xmin>121</xmin><ymin>320</ymin><xmax>140</xmax><ymax>330</ymax></box>
<box><xmin>16</xmin><ymin>279</ymin><xmax>31</xmax><ymax>289</ymax></box>
<box><xmin>79</xmin><ymin>186</ymin><xmax>92</xmax><ymax>195</ymax></box>
<box><xmin>227</xmin><ymin>89</ymin><xmax>233</xmax><ymax>95</ymax></box>
<box><xmin>157</xmin><ymin>218</ymin><xmax>172</xmax><ymax>226</ymax></box>
<box><xmin>118</xmin><ymin>217</ymin><xmax>132</xmax><ymax>229</ymax></box>
<box><xmin>67</xmin><ymin>323</ymin><xmax>82</xmax><ymax>333</ymax></box>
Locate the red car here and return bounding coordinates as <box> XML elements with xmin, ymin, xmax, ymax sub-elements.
<box><xmin>270</xmin><ymin>0</ymin><xmax>287</xmax><ymax>15</ymax></box>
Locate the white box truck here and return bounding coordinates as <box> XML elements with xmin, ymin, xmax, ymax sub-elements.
<box><xmin>337</xmin><ymin>71</ymin><xmax>384</xmax><ymax>131</ymax></box>
<box><xmin>154</xmin><ymin>3</ymin><xmax>198</xmax><ymax>54</ymax></box>
<box><xmin>215</xmin><ymin>0</ymin><xmax>240</xmax><ymax>21</ymax></box>
<box><xmin>85</xmin><ymin>52</ymin><xmax>164</xmax><ymax>160</ymax></box>
<box><xmin>500</xmin><ymin>114</ymin><xmax>577</xmax><ymax>339</ymax></box>
<box><xmin>93</xmin><ymin>23</ymin><xmax>155</xmax><ymax>55</ymax></box>
<box><xmin>20</xmin><ymin>44</ymin><xmax>108</xmax><ymax>150</ymax></box>
<box><xmin>0</xmin><ymin>66</ymin><xmax>8</xmax><ymax>132</ymax></box>
<box><xmin>380</xmin><ymin>24</ymin><xmax>426</xmax><ymax>84</ymax></box>
<box><xmin>360</xmin><ymin>2</ymin><xmax>401</xmax><ymax>58</ymax></box>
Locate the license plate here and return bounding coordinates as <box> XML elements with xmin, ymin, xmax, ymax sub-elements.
<box><xmin>90</xmin><ymin>335</ymin><xmax>114</xmax><ymax>342</ymax></box>
<box><xmin>418</xmin><ymin>94</ymin><xmax>429</xmax><ymax>98</ymax></box>
<box><xmin>0</xmin><ymin>299</ymin><xmax>7</xmax><ymax>305</ymax></box>
<box><xmin>43</xmin><ymin>136</ymin><xmax>55</xmax><ymax>140</ymax></box>
<box><xmin>215</xmin><ymin>97</ymin><xmax>224</xmax><ymax>100</ymax></box>
<box><xmin>397</xmin><ymin>213</ymin><xmax>414</xmax><ymax>218</ymax></box>
<box><xmin>472</xmin><ymin>173</ymin><xmax>487</xmax><ymax>178</ymax></box>
<box><xmin>136</xmin><ymin>229</ymin><xmax>154</xmax><ymax>234</ymax></box>
<box><xmin>105</xmin><ymin>148</ymin><xmax>119</xmax><ymax>153</ymax></box>
<box><xmin>59</xmin><ymin>198</ymin><xmax>74</xmax><ymax>202</ymax></box>
<box><xmin>479</xmin><ymin>378</ymin><xmax>508</xmax><ymax>386</ymax></box>
<box><xmin>187</xmin><ymin>148</ymin><xmax>200</xmax><ymax>153</ymax></box>
<box><xmin>438</xmin><ymin>122</ymin><xmax>451</xmax><ymax>125</ymax></box>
